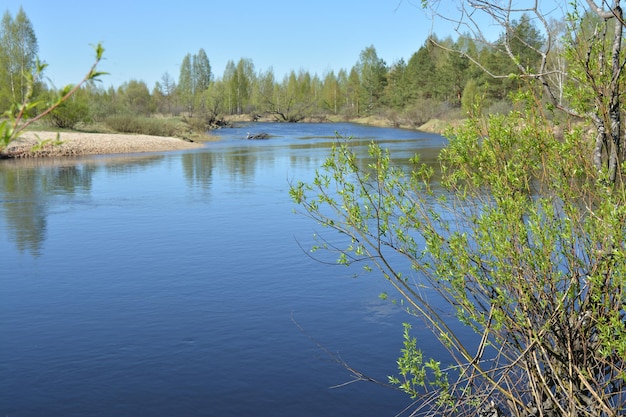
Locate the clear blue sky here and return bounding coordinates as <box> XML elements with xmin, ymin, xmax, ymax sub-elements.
<box><xmin>4</xmin><ymin>0</ymin><xmax>439</xmax><ymax>89</ymax></box>
<box><xmin>5</xmin><ymin>1</ymin><xmax>565</xmax><ymax>89</ymax></box>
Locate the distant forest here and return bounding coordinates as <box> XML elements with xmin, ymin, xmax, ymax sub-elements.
<box><xmin>1</xmin><ymin>7</ymin><xmax>546</xmax><ymax>133</ymax></box>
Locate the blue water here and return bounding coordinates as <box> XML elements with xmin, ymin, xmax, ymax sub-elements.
<box><xmin>1</xmin><ymin>123</ymin><xmax>447</xmax><ymax>417</ymax></box>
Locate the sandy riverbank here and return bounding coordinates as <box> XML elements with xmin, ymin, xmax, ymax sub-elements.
<box><xmin>1</xmin><ymin>131</ymin><xmax>204</xmax><ymax>159</ymax></box>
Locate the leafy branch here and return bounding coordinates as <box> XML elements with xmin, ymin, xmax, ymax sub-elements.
<box><xmin>0</xmin><ymin>43</ymin><xmax>106</xmax><ymax>153</ymax></box>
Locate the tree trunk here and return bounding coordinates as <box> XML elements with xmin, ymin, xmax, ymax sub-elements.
<box><xmin>608</xmin><ymin>4</ymin><xmax>623</xmax><ymax>182</ymax></box>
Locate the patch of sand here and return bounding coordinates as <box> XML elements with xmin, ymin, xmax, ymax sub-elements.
<box><xmin>1</xmin><ymin>131</ymin><xmax>204</xmax><ymax>158</ymax></box>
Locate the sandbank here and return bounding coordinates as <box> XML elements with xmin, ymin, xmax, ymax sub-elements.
<box><xmin>1</xmin><ymin>131</ymin><xmax>204</xmax><ymax>159</ymax></box>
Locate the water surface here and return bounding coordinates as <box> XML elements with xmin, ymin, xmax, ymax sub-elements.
<box><xmin>1</xmin><ymin>123</ymin><xmax>447</xmax><ymax>417</ymax></box>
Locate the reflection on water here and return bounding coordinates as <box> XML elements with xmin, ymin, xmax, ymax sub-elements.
<box><xmin>1</xmin><ymin>123</ymin><xmax>447</xmax><ymax>417</ymax></box>
<box><xmin>1</xmin><ymin>123</ymin><xmax>445</xmax><ymax>258</ymax></box>
<box><xmin>0</xmin><ymin>154</ymin><xmax>164</xmax><ymax>256</ymax></box>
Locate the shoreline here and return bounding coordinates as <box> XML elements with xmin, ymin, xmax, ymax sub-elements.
<box><xmin>1</xmin><ymin>131</ymin><xmax>204</xmax><ymax>159</ymax></box>
<box><xmin>1</xmin><ymin>117</ymin><xmax>455</xmax><ymax>160</ymax></box>
<box><xmin>223</xmin><ymin>113</ymin><xmax>459</xmax><ymax>134</ymax></box>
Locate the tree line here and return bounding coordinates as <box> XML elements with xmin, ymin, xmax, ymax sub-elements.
<box><xmin>1</xmin><ymin>6</ymin><xmax>548</xmax><ymax>134</ymax></box>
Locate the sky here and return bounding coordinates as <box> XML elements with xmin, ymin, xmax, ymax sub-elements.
<box><xmin>4</xmin><ymin>1</ymin><xmax>565</xmax><ymax>90</ymax></box>
<box><xmin>3</xmin><ymin>0</ymin><xmax>441</xmax><ymax>89</ymax></box>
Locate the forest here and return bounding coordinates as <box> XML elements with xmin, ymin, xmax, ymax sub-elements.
<box><xmin>0</xmin><ymin>7</ymin><xmax>546</xmax><ymax>137</ymax></box>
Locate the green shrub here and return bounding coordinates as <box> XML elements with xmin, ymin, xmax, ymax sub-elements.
<box><xmin>48</xmin><ymin>98</ymin><xmax>91</xmax><ymax>129</ymax></box>
<box><xmin>104</xmin><ymin>115</ymin><xmax>180</xmax><ymax>137</ymax></box>
<box><xmin>292</xmin><ymin>87</ymin><xmax>626</xmax><ymax>416</ymax></box>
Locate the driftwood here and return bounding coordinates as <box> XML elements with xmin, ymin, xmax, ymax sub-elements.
<box><xmin>246</xmin><ymin>132</ymin><xmax>270</xmax><ymax>140</ymax></box>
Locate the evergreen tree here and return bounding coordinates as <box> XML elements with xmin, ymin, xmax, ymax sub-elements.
<box><xmin>346</xmin><ymin>67</ymin><xmax>361</xmax><ymax>115</ymax></box>
<box><xmin>405</xmin><ymin>38</ymin><xmax>438</xmax><ymax>101</ymax></box>
<box><xmin>355</xmin><ymin>45</ymin><xmax>387</xmax><ymax>113</ymax></box>
<box><xmin>382</xmin><ymin>58</ymin><xmax>409</xmax><ymax>109</ymax></box>
<box><xmin>440</xmin><ymin>41</ymin><xmax>469</xmax><ymax>106</ymax></box>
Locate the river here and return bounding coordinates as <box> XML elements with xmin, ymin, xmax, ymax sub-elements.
<box><xmin>1</xmin><ymin>123</ymin><xmax>447</xmax><ymax>417</ymax></box>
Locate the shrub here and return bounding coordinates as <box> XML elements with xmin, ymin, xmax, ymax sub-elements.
<box><xmin>104</xmin><ymin>115</ymin><xmax>180</xmax><ymax>137</ymax></box>
<box><xmin>49</xmin><ymin>97</ymin><xmax>91</xmax><ymax>129</ymax></box>
<box><xmin>291</xmin><ymin>88</ymin><xmax>626</xmax><ymax>416</ymax></box>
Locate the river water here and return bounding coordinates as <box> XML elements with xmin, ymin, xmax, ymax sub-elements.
<box><xmin>1</xmin><ymin>123</ymin><xmax>447</xmax><ymax>417</ymax></box>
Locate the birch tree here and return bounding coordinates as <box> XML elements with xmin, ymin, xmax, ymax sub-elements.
<box><xmin>0</xmin><ymin>7</ymin><xmax>38</xmax><ymax>110</ymax></box>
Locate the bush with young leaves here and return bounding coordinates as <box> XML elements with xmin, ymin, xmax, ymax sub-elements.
<box><xmin>48</xmin><ymin>94</ymin><xmax>91</xmax><ymax>129</ymax></box>
<box><xmin>291</xmin><ymin>88</ymin><xmax>626</xmax><ymax>416</ymax></box>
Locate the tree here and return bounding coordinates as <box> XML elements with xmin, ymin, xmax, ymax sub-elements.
<box><xmin>178</xmin><ymin>53</ymin><xmax>194</xmax><ymax>114</ymax></box>
<box><xmin>320</xmin><ymin>70</ymin><xmax>345</xmax><ymax>114</ymax></box>
<box><xmin>382</xmin><ymin>59</ymin><xmax>409</xmax><ymax>110</ymax></box>
<box><xmin>355</xmin><ymin>45</ymin><xmax>387</xmax><ymax>113</ymax></box>
<box><xmin>193</xmin><ymin>48</ymin><xmax>212</xmax><ymax>93</ymax></box>
<box><xmin>420</xmin><ymin>0</ymin><xmax>625</xmax><ymax>182</ymax></box>
<box><xmin>346</xmin><ymin>67</ymin><xmax>361</xmax><ymax>116</ymax></box>
<box><xmin>439</xmin><ymin>39</ymin><xmax>470</xmax><ymax>106</ymax></box>
<box><xmin>255</xmin><ymin>66</ymin><xmax>276</xmax><ymax>115</ymax></box>
<box><xmin>405</xmin><ymin>38</ymin><xmax>437</xmax><ymax>101</ymax></box>
<box><xmin>118</xmin><ymin>79</ymin><xmax>153</xmax><ymax>115</ymax></box>
<box><xmin>48</xmin><ymin>86</ymin><xmax>91</xmax><ymax>129</ymax></box>
<box><xmin>154</xmin><ymin>72</ymin><xmax>176</xmax><ymax>114</ymax></box>
<box><xmin>177</xmin><ymin>49</ymin><xmax>212</xmax><ymax>116</ymax></box>
<box><xmin>203</xmin><ymin>79</ymin><xmax>227</xmax><ymax>124</ymax></box>
<box><xmin>223</xmin><ymin>58</ymin><xmax>255</xmax><ymax>115</ymax></box>
<box><xmin>270</xmin><ymin>70</ymin><xmax>318</xmax><ymax>122</ymax></box>
<box><xmin>0</xmin><ymin>7</ymin><xmax>38</xmax><ymax>110</ymax></box>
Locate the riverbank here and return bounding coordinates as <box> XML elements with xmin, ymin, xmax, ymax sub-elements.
<box><xmin>1</xmin><ymin>117</ymin><xmax>456</xmax><ymax>159</ymax></box>
<box><xmin>222</xmin><ymin>113</ymin><xmax>461</xmax><ymax>134</ymax></box>
<box><xmin>1</xmin><ymin>131</ymin><xmax>204</xmax><ymax>159</ymax></box>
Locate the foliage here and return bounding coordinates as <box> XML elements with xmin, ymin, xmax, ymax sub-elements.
<box><xmin>152</xmin><ymin>71</ymin><xmax>177</xmax><ymax>114</ymax></box>
<box><xmin>561</xmin><ymin>3</ymin><xmax>624</xmax><ymax>180</ymax></box>
<box><xmin>103</xmin><ymin>114</ymin><xmax>181</xmax><ymax>137</ymax></box>
<box><xmin>421</xmin><ymin>1</ymin><xmax>626</xmax><ymax>181</ymax></box>
<box><xmin>222</xmin><ymin>58</ymin><xmax>255</xmax><ymax>115</ymax></box>
<box><xmin>48</xmin><ymin>91</ymin><xmax>91</xmax><ymax>129</ymax></box>
<box><xmin>290</xmin><ymin>86</ymin><xmax>626</xmax><ymax>416</ymax></box>
<box><xmin>355</xmin><ymin>45</ymin><xmax>387</xmax><ymax>114</ymax></box>
<box><xmin>0</xmin><ymin>7</ymin><xmax>38</xmax><ymax>110</ymax></box>
<box><xmin>178</xmin><ymin>49</ymin><xmax>212</xmax><ymax>116</ymax></box>
<box><xmin>0</xmin><ymin>43</ymin><xmax>105</xmax><ymax>153</ymax></box>
<box><xmin>3</xmin><ymin>8</ymin><xmax>564</xmax><ymax>130</ymax></box>
<box><xmin>118</xmin><ymin>79</ymin><xmax>154</xmax><ymax>115</ymax></box>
